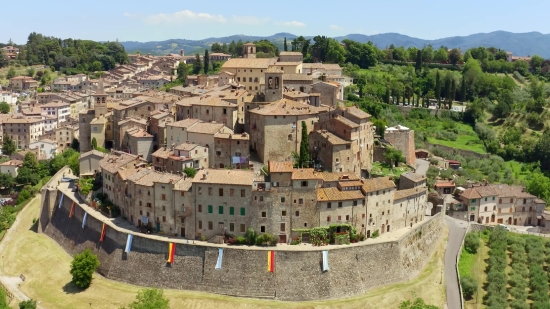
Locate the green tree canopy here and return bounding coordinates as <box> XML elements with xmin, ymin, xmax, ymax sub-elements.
<box><xmin>203</xmin><ymin>49</ymin><xmax>209</xmax><ymax>74</ymax></box>
<box><xmin>19</xmin><ymin>299</ymin><xmax>37</xmax><ymax>309</ymax></box>
<box><xmin>1</xmin><ymin>134</ymin><xmax>16</xmax><ymax>155</ymax></box>
<box><xmin>192</xmin><ymin>54</ymin><xmax>203</xmax><ymax>75</ymax></box>
<box><xmin>434</xmin><ymin>47</ymin><xmax>448</xmax><ymax>63</ymax></box>
<box><xmin>0</xmin><ymin>173</ymin><xmax>15</xmax><ymax>189</ymax></box>
<box><xmin>448</xmin><ymin>48</ymin><xmax>462</xmax><ymax>65</ymax></box>
<box><xmin>384</xmin><ymin>146</ymin><xmax>405</xmax><ymax>167</ymax></box>
<box><xmin>176</xmin><ymin>62</ymin><xmax>188</xmax><ymax>82</ymax></box>
<box><xmin>70</xmin><ymin>248</ymin><xmax>100</xmax><ymax>289</ymax></box>
<box><xmin>0</xmin><ymin>102</ymin><xmax>10</xmax><ymax>114</ymax></box>
<box><xmin>6</xmin><ymin>67</ymin><xmax>16</xmax><ymax>79</ymax></box>
<box><xmin>120</xmin><ymin>288</ymin><xmax>169</xmax><ymax>309</ymax></box>
<box><xmin>399</xmin><ymin>298</ymin><xmax>439</xmax><ymax>309</ymax></box>
<box><xmin>527</xmin><ymin>170</ymin><xmax>550</xmax><ymax>203</ymax></box>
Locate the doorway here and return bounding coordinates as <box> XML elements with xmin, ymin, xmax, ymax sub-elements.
<box><xmin>470</xmin><ymin>215</ymin><xmax>475</xmax><ymax>221</ymax></box>
<box><xmin>508</xmin><ymin>217</ymin><xmax>512</xmax><ymax>225</ymax></box>
<box><xmin>367</xmin><ymin>230</ymin><xmax>371</xmax><ymax>238</ymax></box>
<box><xmin>514</xmin><ymin>218</ymin><xmax>517</xmax><ymax>225</ymax></box>
<box><xmin>279</xmin><ymin>234</ymin><xmax>287</xmax><ymax>243</ymax></box>
<box><xmin>181</xmin><ymin>227</ymin><xmax>185</xmax><ymax>237</ymax></box>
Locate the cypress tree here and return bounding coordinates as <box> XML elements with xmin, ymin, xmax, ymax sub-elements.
<box><xmin>415</xmin><ymin>50</ymin><xmax>422</xmax><ymax>72</ymax></box>
<box><xmin>203</xmin><ymin>49</ymin><xmax>209</xmax><ymax>75</ymax></box>
<box><xmin>299</xmin><ymin>121</ymin><xmax>310</xmax><ymax>168</ymax></box>
<box><xmin>284</xmin><ymin>37</ymin><xmax>288</xmax><ymax>51</ymax></box>
<box><xmin>460</xmin><ymin>74</ymin><xmax>467</xmax><ymax>102</ymax></box>
<box><xmin>435</xmin><ymin>70</ymin><xmax>441</xmax><ymax>108</ymax></box>
<box><xmin>385</xmin><ymin>87</ymin><xmax>391</xmax><ymax>104</ymax></box>
<box><xmin>450</xmin><ymin>78</ymin><xmax>457</xmax><ymax>109</ymax></box>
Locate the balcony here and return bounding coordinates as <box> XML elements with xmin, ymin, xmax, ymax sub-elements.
<box><xmin>253</xmin><ymin>182</ymin><xmax>271</xmax><ymax>191</ymax></box>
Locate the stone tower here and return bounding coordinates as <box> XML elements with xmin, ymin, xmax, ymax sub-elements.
<box><xmin>79</xmin><ymin>109</ymin><xmax>96</xmax><ymax>153</ymax></box>
<box><xmin>242</xmin><ymin>43</ymin><xmax>256</xmax><ymax>59</ymax></box>
<box><xmin>264</xmin><ymin>68</ymin><xmax>283</xmax><ymax>102</ymax></box>
<box><xmin>94</xmin><ymin>79</ymin><xmax>108</xmax><ymax>117</ymax></box>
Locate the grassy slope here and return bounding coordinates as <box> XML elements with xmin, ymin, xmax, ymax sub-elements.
<box><xmin>460</xmin><ymin>237</ymin><xmax>489</xmax><ymax>309</ymax></box>
<box><xmin>0</xmin><ymin>65</ymin><xmax>61</xmax><ymax>87</ymax></box>
<box><xmin>426</xmin><ymin>122</ymin><xmax>487</xmax><ymax>154</ymax></box>
<box><xmin>2</xmin><ymin>196</ymin><xmax>448</xmax><ymax>309</ymax></box>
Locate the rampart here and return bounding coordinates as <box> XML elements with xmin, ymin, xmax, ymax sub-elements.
<box><xmin>39</xmin><ymin>184</ymin><xmax>444</xmax><ymax>301</ymax></box>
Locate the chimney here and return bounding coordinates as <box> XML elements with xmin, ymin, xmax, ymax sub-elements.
<box><xmin>180</xmin><ymin>49</ymin><xmax>184</xmax><ymax>57</ymax></box>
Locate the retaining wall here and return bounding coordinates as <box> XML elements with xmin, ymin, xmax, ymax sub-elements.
<box><xmin>39</xmin><ymin>188</ymin><xmax>444</xmax><ymax>301</ymax></box>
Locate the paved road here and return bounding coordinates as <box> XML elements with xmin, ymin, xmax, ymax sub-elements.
<box><xmin>445</xmin><ymin>216</ymin><xmax>468</xmax><ymax>309</ymax></box>
<box><xmin>415</xmin><ymin>158</ymin><xmax>430</xmax><ymax>176</ymax></box>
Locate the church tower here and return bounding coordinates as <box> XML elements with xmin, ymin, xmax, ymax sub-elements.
<box><xmin>242</xmin><ymin>43</ymin><xmax>256</xmax><ymax>59</ymax></box>
<box><xmin>94</xmin><ymin>79</ymin><xmax>108</xmax><ymax>117</ymax></box>
<box><xmin>264</xmin><ymin>67</ymin><xmax>283</xmax><ymax>102</ymax></box>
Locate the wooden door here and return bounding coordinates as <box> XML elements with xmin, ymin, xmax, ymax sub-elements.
<box><xmin>181</xmin><ymin>227</ymin><xmax>185</xmax><ymax>238</ymax></box>
<box><xmin>279</xmin><ymin>234</ymin><xmax>286</xmax><ymax>243</ymax></box>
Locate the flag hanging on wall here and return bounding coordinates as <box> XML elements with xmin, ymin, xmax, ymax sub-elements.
<box><xmin>215</xmin><ymin>248</ymin><xmax>224</xmax><ymax>270</ymax></box>
<box><xmin>58</xmin><ymin>194</ymin><xmax>64</xmax><ymax>209</ymax></box>
<box><xmin>167</xmin><ymin>242</ymin><xmax>176</xmax><ymax>264</ymax></box>
<box><xmin>81</xmin><ymin>213</ymin><xmax>88</xmax><ymax>229</ymax></box>
<box><xmin>69</xmin><ymin>202</ymin><xmax>75</xmax><ymax>218</ymax></box>
<box><xmin>125</xmin><ymin>234</ymin><xmax>133</xmax><ymax>253</ymax></box>
<box><xmin>267</xmin><ymin>250</ymin><xmax>275</xmax><ymax>272</ymax></box>
<box><xmin>99</xmin><ymin>223</ymin><xmax>106</xmax><ymax>242</ymax></box>
<box><xmin>322</xmin><ymin>250</ymin><xmax>329</xmax><ymax>271</ymax></box>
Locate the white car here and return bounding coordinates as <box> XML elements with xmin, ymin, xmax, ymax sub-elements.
<box><xmin>498</xmin><ymin>224</ymin><xmax>510</xmax><ymax>231</ymax></box>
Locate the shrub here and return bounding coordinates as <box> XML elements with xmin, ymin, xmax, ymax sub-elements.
<box><xmin>255</xmin><ymin>233</ymin><xmax>276</xmax><ymax>246</ymax></box>
<box><xmin>464</xmin><ymin>233</ymin><xmax>480</xmax><ymax>254</ymax></box>
<box><xmin>236</xmin><ymin>236</ymin><xmax>246</xmax><ymax>245</ymax></box>
<box><xmin>70</xmin><ymin>248</ymin><xmax>100</xmax><ymax>289</ymax></box>
<box><xmin>245</xmin><ymin>227</ymin><xmax>257</xmax><ymax>245</ymax></box>
<box><xmin>371</xmin><ymin>230</ymin><xmax>380</xmax><ymax>238</ymax></box>
<box><xmin>461</xmin><ymin>275</ymin><xmax>478</xmax><ymax>299</ymax></box>
<box><xmin>19</xmin><ymin>299</ymin><xmax>37</xmax><ymax>309</ymax></box>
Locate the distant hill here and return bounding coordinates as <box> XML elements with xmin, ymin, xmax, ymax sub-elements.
<box><xmin>120</xmin><ymin>31</ymin><xmax>550</xmax><ymax>58</ymax></box>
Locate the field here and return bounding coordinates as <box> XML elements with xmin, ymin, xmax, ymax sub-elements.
<box><xmin>371</xmin><ymin>161</ymin><xmax>412</xmax><ymax>178</ymax></box>
<box><xmin>0</xmin><ymin>195</ymin><xmax>448</xmax><ymax>309</ymax></box>
<box><xmin>458</xmin><ymin>234</ymin><xmax>489</xmax><ymax>309</ymax></box>
<box><xmin>0</xmin><ymin>65</ymin><xmax>61</xmax><ymax>87</ymax></box>
<box><xmin>426</xmin><ymin>122</ymin><xmax>487</xmax><ymax>154</ymax></box>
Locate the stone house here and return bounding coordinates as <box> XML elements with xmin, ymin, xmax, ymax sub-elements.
<box><xmin>212</xmin><ymin>132</ymin><xmax>249</xmax><ymax>169</ymax></box>
<box><xmin>317</xmin><ymin>184</ymin><xmax>365</xmax><ymax>230</ymax></box>
<box><xmin>384</xmin><ymin>125</ymin><xmax>415</xmax><ymax>166</ymax></box>
<box><xmin>362</xmin><ymin>177</ymin><xmax>397</xmax><ymax>238</ymax></box>
<box><xmin>152</xmin><ymin>142</ymin><xmax>209</xmax><ymax>173</ymax></box>
<box><xmin>1</xmin><ymin>116</ymin><xmax>45</xmax><ymax>150</ymax></box>
<box><xmin>311</xmin><ymin>81</ymin><xmax>340</xmax><ymax>106</ymax></box>
<box><xmin>121</xmin><ymin>128</ymin><xmax>154</xmax><ymax>162</ymax></box>
<box><xmin>309</xmin><ymin>129</ymin><xmax>352</xmax><ymax>172</ymax></box>
<box><xmin>173</xmin><ymin>177</ymin><xmax>195</xmax><ymax>238</ymax></box>
<box><xmin>99</xmin><ymin>151</ymin><xmax>146</xmax><ymax>204</ymax></box>
<box><xmin>393</xmin><ymin>187</ymin><xmax>428</xmax><ymax>229</ymax></box>
<box><xmin>8</xmin><ymin>76</ymin><xmax>37</xmax><ymax>90</ymax></box>
<box><xmin>174</xmin><ymin>94</ymin><xmax>239</xmax><ymax>131</ymax></box>
<box><xmin>79</xmin><ymin>150</ymin><xmax>107</xmax><ymax>177</ymax></box>
<box><xmin>0</xmin><ymin>160</ymin><xmax>22</xmax><ymax>178</ymax></box>
<box><xmin>192</xmin><ymin>169</ymin><xmax>255</xmax><ymax>240</ymax></box>
<box><xmin>55</xmin><ymin>124</ymin><xmax>79</xmax><ymax>153</ymax></box>
<box><xmin>266</xmin><ymin>161</ymin><xmax>295</xmax><ymax>243</ymax></box>
<box><xmin>434</xmin><ymin>180</ymin><xmax>455</xmax><ymax>196</ymax></box>
<box><xmin>221</xmin><ymin>55</ymin><xmax>278</xmax><ymax>94</ymax></box>
<box><xmin>29</xmin><ymin>139</ymin><xmax>57</xmax><ymax>160</ymax></box>
<box><xmin>278</xmin><ymin>52</ymin><xmax>304</xmax><ymax>63</ymax></box>
<box><xmin>289</xmin><ymin>169</ymin><xmax>322</xmax><ymax>238</ymax></box>
<box><xmin>398</xmin><ymin>172</ymin><xmax>426</xmax><ymax>190</ymax></box>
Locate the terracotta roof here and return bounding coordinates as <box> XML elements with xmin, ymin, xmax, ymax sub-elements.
<box><xmin>99</xmin><ymin>151</ymin><xmax>142</xmax><ymax>174</ymax></box>
<box><xmin>313</xmin><ymin>130</ymin><xmax>350</xmax><ymax>145</ymax></box>
<box><xmin>192</xmin><ymin>169</ymin><xmax>254</xmax><ymax>186</ymax></box>
<box><xmin>279</xmin><ymin>52</ymin><xmax>303</xmax><ymax>56</ymax></box>
<box><xmin>186</xmin><ymin>122</ymin><xmax>225</xmax><ymax>135</ymax></box>
<box><xmin>167</xmin><ymin>118</ymin><xmax>201</xmax><ymax>128</ymax></box>
<box><xmin>302</xmin><ymin>63</ymin><xmax>342</xmax><ymax>70</ymax></box>
<box><xmin>339</xmin><ymin>180</ymin><xmax>364</xmax><ymax>187</ymax></box>
<box><xmin>40</xmin><ymin>101</ymin><xmax>70</xmax><ymax>108</ymax></box>
<box><xmin>221</xmin><ymin>58</ymin><xmax>278</xmax><ymax>69</ymax></box>
<box><xmin>343</xmin><ymin>106</ymin><xmax>371</xmax><ymax>119</ymax></box>
<box><xmin>0</xmin><ymin>160</ymin><xmax>22</xmax><ymax>166</ymax></box>
<box><xmin>282</xmin><ymin>74</ymin><xmax>313</xmax><ymax>81</ymax></box>
<box><xmin>434</xmin><ymin>180</ymin><xmax>455</xmax><ymax>188</ymax></box>
<box><xmin>333</xmin><ymin>115</ymin><xmax>359</xmax><ymax>128</ymax></box>
<box><xmin>269</xmin><ymin>161</ymin><xmax>294</xmax><ymax>173</ymax></box>
<box><xmin>317</xmin><ymin>187</ymin><xmax>364</xmax><ymax>201</ymax></box>
<box><xmin>78</xmin><ymin>150</ymin><xmax>107</xmax><ymax>160</ymax></box>
<box><xmin>460</xmin><ymin>188</ymin><xmax>482</xmax><ymax>199</ymax></box>
<box><xmin>117</xmin><ymin>167</ymin><xmax>140</xmax><ymax>181</ymax></box>
<box><xmin>2</xmin><ymin>116</ymin><xmax>43</xmax><ymax>124</ymax></box>
<box><xmin>362</xmin><ymin>177</ymin><xmax>396</xmax><ymax>193</ymax></box>
<box><xmin>152</xmin><ymin>147</ymin><xmax>173</xmax><ymax>159</ymax></box>
<box><xmin>128</xmin><ymin>128</ymin><xmax>152</xmax><ymax>138</ymax></box>
<box><xmin>486</xmin><ymin>184</ymin><xmax>536</xmax><ymax>199</ymax></box>
<box><xmin>134</xmin><ymin>170</ymin><xmax>182</xmax><ymax>186</ymax></box>
<box><xmin>394</xmin><ymin>187</ymin><xmax>427</xmax><ymax>201</ymax></box>
<box><xmin>274</xmin><ymin>62</ymin><xmax>302</xmax><ymax>66</ymax></box>
<box><xmin>473</xmin><ymin>186</ymin><xmax>498</xmax><ymax>197</ymax></box>
<box><xmin>535</xmin><ymin>198</ymin><xmax>546</xmax><ymax>204</ymax></box>
<box><xmin>249</xmin><ymin>99</ymin><xmax>326</xmax><ymax>116</ymax></box>
<box><xmin>291</xmin><ymin>168</ymin><xmax>320</xmax><ymax>180</ymax></box>
<box><xmin>174</xmin><ymin>177</ymin><xmax>193</xmax><ymax>191</ymax></box>
<box><xmin>400</xmin><ymin>172</ymin><xmax>425</xmax><ymax>182</ymax></box>
<box><xmin>214</xmin><ymin>132</ymin><xmax>249</xmax><ymax>140</ymax></box>
<box><xmin>174</xmin><ymin>143</ymin><xmax>202</xmax><ymax>151</ymax></box>
<box><xmin>317</xmin><ymin>172</ymin><xmax>359</xmax><ymax>182</ymax></box>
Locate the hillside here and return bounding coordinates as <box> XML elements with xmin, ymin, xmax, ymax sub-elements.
<box><xmin>120</xmin><ymin>31</ymin><xmax>550</xmax><ymax>57</ymax></box>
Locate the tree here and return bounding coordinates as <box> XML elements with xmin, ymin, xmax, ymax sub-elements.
<box><xmin>120</xmin><ymin>288</ymin><xmax>169</xmax><ymax>309</ymax></box>
<box><xmin>384</xmin><ymin>146</ymin><xmax>405</xmax><ymax>167</ymax></box>
<box><xmin>91</xmin><ymin>61</ymin><xmax>103</xmax><ymax>72</ymax></box>
<box><xmin>70</xmin><ymin>248</ymin><xmax>100</xmax><ymax>289</ymax></box>
<box><xmin>294</xmin><ymin>121</ymin><xmax>310</xmax><ymax>168</ymax></box>
<box><xmin>203</xmin><ymin>49</ymin><xmax>209</xmax><ymax>75</ymax></box>
<box><xmin>284</xmin><ymin>37</ymin><xmax>288</xmax><ymax>51</ymax></box>
<box><xmin>0</xmin><ymin>102</ymin><xmax>10</xmax><ymax>114</ymax></box>
<box><xmin>434</xmin><ymin>47</ymin><xmax>448</xmax><ymax>63</ymax></box>
<box><xmin>0</xmin><ymin>50</ymin><xmax>7</xmax><ymax>69</ymax></box>
<box><xmin>91</xmin><ymin>137</ymin><xmax>97</xmax><ymax>149</ymax></box>
<box><xmin>183</xmin><ymin>167</ymin><xmax>196</xmax><ymax>178</ymax></box>
<box><xmin>464</xmin><ymin>232</ymin><xmax>480</xmax><ymax>253</ymax></box>
<box><xmin>68</xmin><ymin>151</ymin><xmax>79</xmax><ymax>176</ymax></box>
<box><xmin>448</xmin><ymin>48</ymin><xmax>462</xmax><ymax>65</ymax></box>
<box><xmin>460</xmin><ymin>74</ymin><xmax>466</xmax><ymax>102</ymax></box>
<box><xmin>530</xmin><ymin>55</ymin><xmax>544</xmax><ymax>74</ymax></box>
<box><xmin>1</xmin><ymin>134</ymin><xmax>16</xmax><ymax>155</ymax></box>
<box><xmin>19</xmin><ymin>299</ymin><xmax>37</xmax><ymax>309</ymax></box>
<box><xmin>0</xmin><ymin>173</ymin><xmax>15</xmax><ymax>189</ymax></box>
<box><xmin>421</xmin><ymin>45</ymin><xmax>434</xmax><ymax>63</ymax></box>
<box><xmin>0</xmin><ymin>288</ymin><xmax>8</xmax><ymax>309</ymax></box>
<box><xmin>176</xmin><ymin>62</ymin><xmax>188</xmax><ymax>83</ymax></box>
<box><xmin>16</xmin><ymin>152</ymin><xmax>40</xmax><ymax>185</ymax></box>
<box><xmin>6</xmin><ymin>67</ymin><xmax>16</xmax><ymax>79</ymax></box>
<box><xmin>450</xmin><ymin>78</ymin><xmax>456</xmax><ymax>109</ymax></box>
<box><xmin>26</xmin><ymin>67</ymin><xmax>35</xmax><ymax>77</ymax></box>
<box><xmin>461</xmin><ymin>275</ymin><xmax>478</xmax><ymax>299</ymax></box>
<box><xmin>210</xmin><ymin>43</ymin><xmax>222</xmax><ymax>53</ymax></box>
<box><xmin>399</xmin><ymin>298</ymin><xmax>439</xmax><ymax>309</ymax></box>
<box><xmin>71</xmin><ymin>138</ymin><xmax>80</xmax><ymax>151</ymax></box>
<box><xmin>415</xmin><ymin>50</ymin><xmax>422</xmax><ymax>72</ymax></box>
<box><xmin>435</xmin><ymin>70</ymin><xmax>441</xmax><ymax>108</ymax></box>
<box><xmin>192</xmin><ymin>54</ymin><xmax>202</xmax><ymax>75</ymax></box>
<box><xmin>494</xmin><ymin>89</ymin><xmax>513</xmax><ymax>118</ymax></box>
<box><xmin>356</xmin><ymin>76</ymin><xmax>366</xmax><ymax>98</ymax></box>
<box><xmin>527</xmin><ymin>170</ymin><xmax>550</xmax><ymax>202</ymax></box>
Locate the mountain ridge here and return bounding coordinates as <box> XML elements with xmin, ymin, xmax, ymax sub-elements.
<box><xmin>119</xmin><ymin>31</ymin><xmax>550</xmax><ymax>58</ymax></box>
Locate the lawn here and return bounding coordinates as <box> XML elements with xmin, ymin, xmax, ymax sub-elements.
<box><xmin>459</xmin><ymin>234</ymin><xmax>489</xmax><ymax>309</ymax></box>
<box><xmin>371</xmin><ymin>161</ymin><xmax>412</xmax><ymax>178</ymax></box>
<box><xmin>0</xmin><ymin>194</ymin><xmax>448</xmax><ymax>309</ymax></box>
<box><xmin>426</xmin><ymin>122</ymin><xmax>487</xmax><ymax>154</ymax></box>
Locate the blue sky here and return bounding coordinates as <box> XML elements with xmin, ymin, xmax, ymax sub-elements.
<box><xmin>3</xmin><ymin>0</ymin><xmax>549</xmax><ymax>43</ymax></box>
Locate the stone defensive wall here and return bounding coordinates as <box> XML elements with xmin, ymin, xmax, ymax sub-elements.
<box><xmin>39</xmin><ymin>178</ymin><xmax>444</xmax><ymax>301</ymax></box>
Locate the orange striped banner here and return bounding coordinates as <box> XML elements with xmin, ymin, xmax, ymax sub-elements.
<box><xmin>99</xmin><ymin>223</ymin><xmax>106</xmax><ymax>242</ymax></box>
<box><xmin>267</xmin><ymin>250</ymin><xmax>275</xmax><ymax>272</ymax></box>
<box><xmin>69</xmin><ymin>202</ymin><xmax>75</xmax><ymax>218</ymax></box>
<box><xmin>167</xmin><ymin>242</ymin><xmax>176</xmax><ymax>264</ymax></box>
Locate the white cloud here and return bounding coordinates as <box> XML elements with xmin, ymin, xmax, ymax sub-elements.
<box><xmin>329</xmin><ymin>25</ymin><xmax>344</xmax><ymax>31</ymax></box>
<box><xmin>231</xmin><ymin>15</ymin><xmax>270</xmax><ymax>25</ymax></box>
<box><xmin>144</xmin><ymin>10</ymin><xmax>227</xmax><ymax>25</ymax></box>
<box><xmin>279</xmin><ymin>21</ymin><xmax>306</xmax><ymax>27</ymax></box>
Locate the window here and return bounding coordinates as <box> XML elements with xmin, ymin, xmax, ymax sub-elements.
<box><xmin>240</xmin><ymin>224</ymin><xmax>246</xmax><ymax>232</ymax></box>
<box><xmin>198</xmin><ymin>220</ymin><xmax>203</xmax><ymax>229</ymax></box>
<box><xmin>346</xmin><ymin>215</ymin><xmax>349</xmax><ymax>221</ymax></box>
<box><xmin>162</xmin><ymin>216</ymin><xmax>166</xmax><ymax>222</ymax></box>
<box><xmin>301</xmin><ymin>181</ymin><xmax>308</xmax><ymax>187</ymax></box>
<box><xmin>261</xmin><ymin>226</ymin><xmax>266</xmax><ymax>233</ymax></box>
<box><xmin>208</xmin><ymin>221</ymin><xmax>213</xmax><ymax>230</ymax></box>
<box><xmin>298</xmin><ymin>198</ymin><xmax>304</xmax><ymax>205</ymax></box>
<box><xmin>241</xmin><ymin>190</ymin><xmax>245</xmax><ymax>197</ymax></box>
<box><xmin>362</xmin><ymin>214</ymin><xmax>366</xmax><ymax>219</ymax></box>
<box><xmin>230</xmin><ymin>223</ymin><xmax>234</xmax><ymax>232</ymax></box>
<box><xmin>510</xmin><ymin>198</ymin><xmax>513</xmax><ymax>203</ymax></box>
<box><xmin>484</xmin><ymin>197</ymin><xmax>487</xmax><ymax>201</ymax></box>
<box><xmin>219</xmin><ymin>188</ymin><xmax>223</xmax><ymax>196</ymax></box>
<box><xmin>338</xmin><ymin>216</ymin><xmax>341</xmax><ymax>221</ymax></box>
<box><xmin>282</xmin><ymin>211</ymin><xmax>287</xmax><ymax>216</ymax></box>
<box><xmin>181</xmin><ymin>191</ymin><xmax>185</xmax><ymax>196</ymax></box>
<box><xmin>280</xmin><ymin>223</ymin><xmax>285</xmax><ymax>232</ymax></box>
<box><xmin>281</xmin><ymin>197</ymin><xmax>285</xmax><ymax>203</ymax></box>
<box><xmin>338</xmin><ymin>202</ymin><xmax>343</xmax><ymax>208</ymax></box>
<box><xmin>240</xmin><ymin>207</ymin><xmax>246</xmax><ymax>216</ymax></box>
<box><xmin>162</xmin><ymin>206</ymin><xmax>166</xmax><ymax>211</ymax></box>
<box><xmin>230</xmin><ymin>189</ymin><xmax>234</xmax><ymax>197</ymax></box>
<box><xmin>198</xmin><ymin>187</ymin><xmax>202</xmax><ymax>195</ymax></box>
<box><xmin>262</xmin><ymin>211</ymin><xmax>267</xmax><ymax>218</ymax></box>
<box><xmin>484</xmin><ymin>207</ymin><xmax>487</xmax><ymax>211</ymax></box>
<box><xmin>288</xmin><ymin>134</ymin><xmax>292</xmax><ymax>141</ymax></box>
<box><xmin>219</xmin><ymin>206</ymin><xmax>223</xmax><ymax>214</ymax></box>
<box><xmin>499</xmin><ymin>199</ymin><xmax>502</xmax><ymax>203</ymax></box>
<box><xmin>161</xmin><ymin>194</ymin><xmax>166</xmax><ymax>200</ymax></box>
<box><xmin>147</xmin><ymin>203</ymin><xmax>152</xmax><ymax>208</ymax></box>
<box><xmin>327</xmin><ymin>216</ymin><xmax>331</xmax><ymax>222</ymax></box>
<box><xmin>181</xmin><ymin>217</ymin><xmax>185</xmax><ymax>224</ymax></box>
<box><xmin>492</xmin><ymin>197</ymin><xmax>495</xmax><ymax>201</ymax></box>
<box><xmin>208</xmin><ymin>205</ymin><xmax>213</xmax><ymax>213</ymax></box>
<box><xmin>295</xmin><ymin>211</ymin><xmax>300</xmax><ymax>217</ymax></box>
<box><xmin>353</xmin><ymin>201</ymin><xmax>358</xmax><ymax>206</ymax></box>
<box><xmin>229</xmin><ymin>207</ymin><xmax>234</xmax><ymax>215</ymax></box>
<box><xmin>216</xmin><ymin>151</ymin><xmax>221</xmax><ymax>156</ymax></box>
<box><xmin>471</xmin><ymin>199</ymin><xmax>476</xmax><ymax>203</ymax></box>
<box><xmin>208</xmin><ymin>187</ymin><xmax>213</xmax><ymax>195</ymax></box>
<box><xmin>327</xmin><ymin>202</ymin><xmax>332</xmax><ymax>209</ymax></box>
<box><xmin>139</xmin><ymin>201</ymin><xmax>142</xmax><ymax>206</ymax></box>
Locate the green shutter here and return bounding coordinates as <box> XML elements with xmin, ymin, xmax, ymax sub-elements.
<box><xmin>471</xmin><ymin>199</ymin><xmax>476</xmax><ymax>203</ymax></box>
<box><xmin>492</xmin><ymin>197</ymin><xmax>495</xmax><ymax>201</ymax></box>
<box><xmin>485</xmin><ymin>197</ymin><xmax>487</xmax><ymax>201</ymax></box>
<box><xmin>208</xmin><ymin>205</ymin><xmax>213</xmax><ymax>213</ymax></box>
<box><xmin>229</xmin><ymin>207</ymin><xmax>234</xmax><ymax>215</ymax></box>
<box><xmin>240</xmin><ymin>207</ymin><xmax>245</xmax><ymax>216</ymax></box>
<box><xmin>219</xmin><ymin>206</ymin><xmax>223</xmax><ymax>214</ymax></box>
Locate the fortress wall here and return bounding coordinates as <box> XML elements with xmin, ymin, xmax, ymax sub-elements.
<box><xmin>40</xmin><ymin>189</ymin><xmax>443</xmax><ymax>301</ymax></box>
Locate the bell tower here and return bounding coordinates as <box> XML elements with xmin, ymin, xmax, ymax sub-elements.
<box><xmin>242</xmin><ymin>43</ymin><xmax>256</xmax><ymax>59</ymax></box>
<box><xmin>94</xmin><ymin>79</ymin><xmax>108</xmax><ymax>117</ymax></box>
<box><xmin>264</xmin><ymin>67</ymin><xmax>283</xmax><ymax>102</ymax></box>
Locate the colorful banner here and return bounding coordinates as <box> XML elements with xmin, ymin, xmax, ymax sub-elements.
<box><xmin>99</xmin><ymin>223</ymin><xmax>106</xmax><ymax>242</ymax></box>
<box><xmin>58</xmin><ymin>194</ymin><xmax>64</xmax><ymax>208</ymax></box>
<box><xmin>125</xmin><ymin>234</ymin><xmax>133</xmax><ymax>253</ymax></box>
<box><xmin>322</xmin><ymin>250</ymin><xmax>329</xmax><ymax>271</ymax></box>
<box><xmin>69</xmin><ymin>202</ymin><xmax>75</xmax><ymax>218</ymax></box>
<box><xmin>215</xmin><ymin>248</ymin><xmax>224</xmax><ymax>270</ymax></box>
<box><xmin>167</xmin><ymin>242</ymin><xmax>176</xmax><ymax>264</ymax></box>
<box><xmin>267</xmin><ymin>250</ymin><xmax>275</xmax><ymax>273</ymax></box>
<box><xmin>82</xmin><ymin>213</ymin><xmax>87</xmax><ymax>229</ymax></box>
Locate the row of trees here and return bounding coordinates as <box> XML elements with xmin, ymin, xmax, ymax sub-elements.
<box><xmin>507</xmin><ymin>236</ymin><xmax>530</xmax><ymax>309</ymax></box>
<box><xmin>485</xmin><ymin>226</ymin><xmax>508</xmax><ymax>308</ymax></box>
<box><xmin>525</xmin><ymin>237</ymin><xmax>550</xmax><ymax>308</ymax></box>
<box><xmin>211</xmin><ymin>39</ymin><xmax>280</xmax><ymax>58</ymax></box>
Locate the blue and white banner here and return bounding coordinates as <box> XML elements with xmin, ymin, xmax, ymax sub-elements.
<box><xmin>125</xmin><ymin>234</ymin><xmax>133</xmax><ymax>253</ymax></box>
<box><xmin>82</xmin><ymin>213</ymin><xmax>87</xmax><ymax>229</ymax></box>
<box><xmin>215</xmin><ymin>248</ymin><xmax>224</xmax><ymax>270</ymax></box>
<box><xmin>322</xmin><ymin>250</ymin><xmax>329</xmax><ymax>271</ymax></box>
<box><xmin>58</xmin><ymin>194</ymin><xmax>64</xmax><ymax>208</ymax></box>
